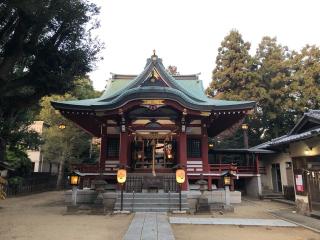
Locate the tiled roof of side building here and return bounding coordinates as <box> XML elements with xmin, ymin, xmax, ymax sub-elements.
<box><xmin>306</xmin><ymin>110</ymin><xmax>320</xmax><ymax>119</ymax></box>
<box><xmin>252</xmin><ymin>110</ymin><xmax>320</xmax><ymax>150</ymax></box>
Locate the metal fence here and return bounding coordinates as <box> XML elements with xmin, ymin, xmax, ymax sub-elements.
<box><xmin>6</xmin><ymin>173</ymin><xmax>58</xmax><ymax>196</ymax></box>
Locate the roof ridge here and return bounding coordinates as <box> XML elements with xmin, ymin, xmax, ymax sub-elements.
<box><xmin>110</xmin><ymin>73</ymin><xmax>200</xmax><ymax>79</ymax></box>
<box><xmin>105</xmin><ymin>54</ymin><xmax>207</xmax><ymax>103</ymax></box>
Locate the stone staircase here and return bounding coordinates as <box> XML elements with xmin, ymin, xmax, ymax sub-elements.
<box><xmin>261</xmin><ymin>190</ymin><xmax>284</xmax><ymax>200</ymax></box>
<box><xmin>114</xmin><ymin>192</ymin><xmax>189</xmax><ymax>212</ymax></box>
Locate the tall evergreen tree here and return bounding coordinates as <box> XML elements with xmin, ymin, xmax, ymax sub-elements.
<box><xmin>208</xmin><ymin>30</ymin><xmax>260</xmax><ymax>147</ymax></box>
<box><xmin>0</xmin><ymin>0</ymin><xmax>102</xmax><ymax>162</ymax></box>
<box><xmin>291</xmin><ymin>45</ymin><xmax>320</xmax><ymax>112</ymax></box>
<box><xmin>207</xmin><ymin>30</ymin><xmax>257</xmax><ymax>101</ymax></box>
<box><xmin>208</xmin><ymin>31</ymin><xmax>320</xmax><ymax>148</ymax></box>
<box><xmin>254</xmin><ymin>37</ymin><xmax>294</xmax><ymax>139</ymax></box>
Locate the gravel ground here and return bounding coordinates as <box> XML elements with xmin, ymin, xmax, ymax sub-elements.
<box><xmin>171</xmin><ymin>198</ymin><xmax>320</xmax><ymax>240</ymax></box>
<box><xmin>0</xmin><ymin>192</ymin><xmax>319</xmax><ymax>240</ymax></box>
<box><xmin>0</xmin><ymin>191</ymin><xmax>132</xmax><ymax>240</ymax></box>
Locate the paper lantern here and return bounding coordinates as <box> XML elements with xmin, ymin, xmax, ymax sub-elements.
<box><xmin>117</xmin><ymin>169</ymin><xmax>127</xmax><ymax>184</ymax></box>
<box><xmin>176</xmin><ymin>169</ymin><xmax>185</xmax><ymax>184</ymax></box>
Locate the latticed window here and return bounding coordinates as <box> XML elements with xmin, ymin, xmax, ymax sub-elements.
<box><xmin>187</xmin><ymin>138</ymin><xmax>201</xmax><ymax>158</ymax></box>
<box><xmin>107</xmin><ymin>138</ymin><xmax>119</xmax><ymax>158</ymax></box>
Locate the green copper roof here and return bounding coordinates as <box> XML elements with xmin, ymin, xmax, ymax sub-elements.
<box><xmin>52</xmin><ymin>54</ymin><xmax>255</xmax><ymax>112</ymax></box>
<box><xmin>100</xmin><ymin>79</ymin><xmax>133</xmax><ymax>99</ymax></box>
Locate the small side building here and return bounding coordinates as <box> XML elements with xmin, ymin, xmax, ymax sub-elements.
<box><xmin>27</xmin><ymin>121</ymin><xmax>44</xmax><ymax>172</ymax></box>
<box><xmin>253</xmin><ymin>110</ymin><xmax>320</xmax><ymax>214</ymax></box>
<box><xmin>27</xmin><ymin>121</ymin><xmax>59</xmax><ymax>174</ymax></box>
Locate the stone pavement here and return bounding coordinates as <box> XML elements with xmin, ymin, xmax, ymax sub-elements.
<box><xmin>270</xmin><ymin>209</ymin><xmax>320</xmax><ymax>233</ymax></box>
<box><xmin>123</xmin><ymin>212</ymin><xmax>175</xmax><ymax>240</ymax></box>
<box><xmin>169</xmin><ymin>217</ymin><xmax>297</xmax><ymax>227</ymax></box>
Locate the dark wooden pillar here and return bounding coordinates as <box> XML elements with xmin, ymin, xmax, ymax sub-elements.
<box><xmin>255</xmin><ymin>154</ymin><xmax>260</xmax><ymax>174</ymax></box>
<box><xmin>178</xmin><ymin>131</ymin><xmax>188</xmax><ymax>190</ymax></box>
<box><xmin>99</xmin><ymin>125</ymin><xmax>107</xmax><ymax>172</ymax></box>
<box><xmin>119</xmin><ymin>116</ymin><xmax>128</xmax><ymax>167</ymax></box>
<box><xmin>231</xmin><ymin>177</ymin><xmax>235</xmax><ymax>191</ymax></box>
<box><xmin>201</xmin><ymin>124</ymin><xmax>211</xmax><ymax>190</ymax></box>
<box><xmin>119</xmin><ymin>132</ymin><xmax>128</xmax><ymax>167</ymax></box>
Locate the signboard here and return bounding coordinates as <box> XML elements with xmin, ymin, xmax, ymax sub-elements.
<box><xmin>295</xmin><ymin>174</ymin><xmax>304</xmax><ymax>192</ymax></box>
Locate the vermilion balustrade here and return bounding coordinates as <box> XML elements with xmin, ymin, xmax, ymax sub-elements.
<box><xmin>71</xmin><ymin>163</ymin><xmax>265</xmax><ymax>174</ymax></box>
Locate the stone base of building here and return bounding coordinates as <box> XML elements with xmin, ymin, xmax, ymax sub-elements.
<box><xmin>65</xmin><ymin>189</ymin><xmax>241</xmax><ymax>213</ymax></box>
<box><xmin>245</xmin><ymin>175</ymin><xmax>262</xmax><ymax>198</ymax></box>
<box><xmin>187</xmin><ymin>190</ymin><xmax>241</xmax><ymax>213</ymax></box>
<box><xmin>295</xmin><ymin>195</ymin><xmax>310</xmax><ymax>215</ymax></box>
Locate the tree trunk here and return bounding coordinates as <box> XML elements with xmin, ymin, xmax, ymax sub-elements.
<box><xmin>56</xmin><ymin>156</ymin><xmax>65</xmax><ymax>189</ymax></box>
<box><xmin>0</xmin><ymin>137</ymin><xmax>6</xmax><ymax>163</ymax></box>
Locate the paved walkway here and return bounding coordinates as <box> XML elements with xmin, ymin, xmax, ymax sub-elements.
<box><xmin>123</xmin><ymin>212</ymin><xmax>175</xmax><ymax>240</ymax></box>
<box><xmin>270</xmin><ymin>209</ymin><xmax>320</xmax><ymax>233</ymax></box>
<box><xmin>169</xmin><ymin>217</ymin><xmax>297</xmax><ymax>227</ymax></box>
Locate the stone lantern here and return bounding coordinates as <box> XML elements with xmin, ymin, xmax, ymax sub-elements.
<box><xmin>196</xmin><ymin>175</ymin><xmax>210</xmax><ymax>213</ymax></box>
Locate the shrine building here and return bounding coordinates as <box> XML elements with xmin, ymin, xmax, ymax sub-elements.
<box><xmin>51</xmin><ymin>53</ymin><xmax>258</xmax><ymax>192</ymax></box>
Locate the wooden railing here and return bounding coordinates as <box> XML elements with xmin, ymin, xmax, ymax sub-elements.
<box><xmin>71</xmin><ymin>164</ymin><xmax>99</xmax><ymax>173</ymax></box>
<box><xmin>71</xmin><ymin>161</ymin><xmax>119</xmax><ymax>174</ymax></box>
<box><xmin>259</xmin><ymin>166</ymin><xmax>266</xmax><ymax>174</ymax></box>
<box><xmin>210</xmin><ymin>164</ymin><xmax>235</xmax><ymax>172</ymax></box>
<box><xmin>209</xmin><ymin>164</ymin><xmax>258</xmax><ymax>174</ymax></box>
<box><xmin>237</xmin><ymin>166</ymin><xmax>257</xmax><ymax>173</ymax></box>
<box><xmin>71</xmin><ymin>163</ymin><xmax>264</xmax><ymax>175</ymax></box>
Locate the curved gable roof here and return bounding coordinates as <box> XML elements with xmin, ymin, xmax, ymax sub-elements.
<box><xmin>52</xmin><ymin>54</ymin><xmax>255</xmax><ymax>112</ymax></box>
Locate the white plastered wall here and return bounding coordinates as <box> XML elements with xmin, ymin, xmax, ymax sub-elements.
<box><xmin>260</xmin><ymin>152</ymin><xmax>292</xmax><ymax>192</ymax></box>
<box><xmin>27</xmin><ymin>150</ymin><xmax>41</xmax><ymax>172</ymax></box>
<box><xmin>289</xmin><ymin>137</ymin><xmax>320</xmax><ymax>157</ymax></box>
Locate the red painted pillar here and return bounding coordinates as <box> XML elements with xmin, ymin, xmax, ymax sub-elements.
<box><xmin>201</xmin><ymin>126</ymin><xmax>211</xmax><ymax>190</ymax></box>
<box><xmin>119</xmin><ymin>132</ymin><xmax>128</xmax><ymax>167</ymax></box>
<box><xmin>179</xmin><ymin>132</ymin><xmax>188</xmax><ymax>190</ymax></box>
<box><xmin>99</xmin><ymin>126</ymin><xmax>107</xmax><ymax>173</ymax></box>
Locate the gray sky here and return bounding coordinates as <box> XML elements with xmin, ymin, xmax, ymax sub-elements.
<box><xmin>89</xmin><ymin>0</ymin><xmax>320</xmax><ymax>91</ymax></box>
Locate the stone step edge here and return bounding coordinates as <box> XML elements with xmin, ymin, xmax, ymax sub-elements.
<box><xmin>114</xmin><ymin>203</ymin><xmax>189</xmax><ymax>206</ymax></box>
<box><xmin>116</xmin><ymin>193</ymin><xmax>187</xmax><ymax>195</ymax></box>
<box><xmin>114</xmin><ymin>208</ymin><xmax>189</xmax><ymax>210</ymax></box>
<box><xmin>117</xmin><ymin>197</ymin><xmax>187</xmax><ymax>201</ymax></box>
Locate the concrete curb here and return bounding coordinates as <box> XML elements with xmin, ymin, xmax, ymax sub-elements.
<box><xmin>267</xmin><ymin>211</ymin><xmax>320</xmax><ymax>234</ymax></box>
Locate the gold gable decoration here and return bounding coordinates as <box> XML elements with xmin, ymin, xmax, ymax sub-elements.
<box><xmin>142</xmin><ymin>100</ymin><xmax>165</xmax><ymax>105</ymax></box>
<box><xmin>141</xmin><ymin>99</ymin><xmax>165</xmax><ymax>111</ymax></box>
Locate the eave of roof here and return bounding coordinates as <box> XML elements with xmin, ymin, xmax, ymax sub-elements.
<box><xmin>210</xmin><ymin>148</ymin><xmax>275</xmax><ymax>154</ymax></box>
<box><xmin>289</xmin><ymin>110</ymin><xmax>320</xmax><ymax>135</ymax></box>
<box><xmin>0</xmin><ymin>161</ymin><xmax>14</xmax><ymax>170</ymax></box>
<box><xmin>51</xmin><ymin>54</ymin><xmax>255</xmax><ymax>112</ymax></box>
<box><xmin>253</xmin><ymin>127</ymin><xmax>320</xmax><ymax>150</ymax></box>
<box><xmin>52</xmin><ymin>86</ymin><xmax>255</xmax><ymax>112</ymax></box>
